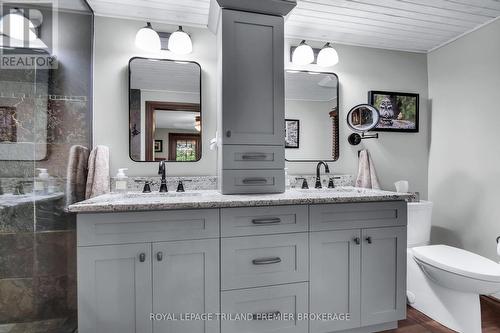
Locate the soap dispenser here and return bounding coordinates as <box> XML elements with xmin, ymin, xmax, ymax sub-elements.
<box><xmin>115</xmin><ymin>168</ymin><xmax>129</xmax><ymax>193</ymax></box>
<box><xmin>35</xmin><ymin>168</ymin><xmax>50</xmax><ymax>194</ymax></box>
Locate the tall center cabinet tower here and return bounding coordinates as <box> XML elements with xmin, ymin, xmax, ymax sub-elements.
<box><xmin>209</xmin><ymin>0</ymin><xmax>297</xmax><ymax>194</ymax></box>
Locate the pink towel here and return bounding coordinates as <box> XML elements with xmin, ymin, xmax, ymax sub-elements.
<box><xmin>355</xmin><ymin>149</ymin><xmax>380</xmax><ymax>189</ymax></box>
<box><xmin>85</xmin><ymin>145</ymin><xmax>110</xmax><ymax>199</ymax></box>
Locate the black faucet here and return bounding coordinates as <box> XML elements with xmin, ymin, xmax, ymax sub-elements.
<box><xmin>158</xmin><ymin>160</ymin><xmax>168</xmax><ymax>192</ymax></box>
<box><xmin>315</xmin><ymin>161</ymin><xmax>330</xmax><ymax>189</ymax></box>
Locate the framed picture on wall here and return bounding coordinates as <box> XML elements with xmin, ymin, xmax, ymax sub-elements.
<box><xmin>369</xmin><ymin>91</ymin><xmax>419</xmax><ymax>132</ymax></box>
<box><xmin>285</xmin><ymin>119</ymin><xmax>300</xmax><ymax>148</ymax></box>
<box><xmin>154</xmin><ymin>140</ymin><xmax>163</xmax><ymax>153</ymax></box>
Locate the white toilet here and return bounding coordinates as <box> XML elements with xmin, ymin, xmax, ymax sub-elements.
<box><xmin>407</xmin><ymin>201</ymin><xmax>500</xmax><ymax>333</ymax></box>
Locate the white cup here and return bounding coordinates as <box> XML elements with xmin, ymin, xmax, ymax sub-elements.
<box><xmin>394</xmin><ymin>180</ymin><xmax>409</xmax><ymax>193</ymax></box>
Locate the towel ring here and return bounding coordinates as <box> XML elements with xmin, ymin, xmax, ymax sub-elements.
<box><xmin>497</xmin><ymin>236</ymin><xmax>500</xmax><ymax>244</ymax></box>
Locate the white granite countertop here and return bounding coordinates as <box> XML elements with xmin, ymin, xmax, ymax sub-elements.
<box><xmin>0</xmin><ymin>192</ymin><xmax>64</xmax><ymax>209</ymax></box>
<box><xmin>68</xmin><ymin>187</ymin><xmax>411</xmax><ymax>213</ymax></box>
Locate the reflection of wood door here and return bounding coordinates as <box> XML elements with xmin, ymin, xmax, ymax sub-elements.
<box><xmin>145</xmin><ymin>101</ymin><xmax>200</xmax><ymax>161</ymax></box>
<box><xmin>168</xmin><ymin>133</ymin><xmax>201</xmax><ymax>161</ymax></box>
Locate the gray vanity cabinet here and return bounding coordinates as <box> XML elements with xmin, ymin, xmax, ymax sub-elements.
<box><xmin>77</xmin><ymin>209</ymin><xmax>220</xmax><ymax>333</ymax></box>
<box><xmin>76</xmin><ymin>201</ymin><xmax>407</xmax><ymax>333</ymax></box>
<box><xmin>309</xmin><ymin>229</ymin><xmax>362</xmax><ymax>332</ymax></box>
<box><xmin>77</xmin><ymin>243</ymin><xmax>153</xmax><ymax>333</ymax></box>
<box><xmin>78</xmin><ymin>239</ymin><xmax>220</xmax><ymax>333</ymax></box>
<box><xmin>219</xmin><ymin>9</ymin><xmax>284</xmax><ymax>146</ymax></box>
<box><xmin>152</xmin><ymin>239</ymin><xmax>220</xmax><ymax>333</ymax></box>
<box><xmin>216</xmin><ymin>8</ymin><xmax>286</xmax><ymax>194</ymax></box>
<box><xmin>360</xmin><ymin>227</ymin><xmax>406</xmax><ymax>327</ymax></box>
<box><xmin>310</xmin><ymin>227</ymin><xmax>406</xmax><ymax>333</ymax></box>
<box><xmin>309</xmin><ymin>202</ymin><xmax>407</xmax><ymax>333</ymax></box>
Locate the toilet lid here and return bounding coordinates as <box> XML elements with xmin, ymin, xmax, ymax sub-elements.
<box><xmin>413</xmin><ymin>245</ymin><xmax>500</xmax><ymax>282</ymax></box>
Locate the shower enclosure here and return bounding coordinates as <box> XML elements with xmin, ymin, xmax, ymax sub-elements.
<box><xmin>0</xmin><ymin>1</ymin><xmax>93</xmax><ymax>331</ymax></box>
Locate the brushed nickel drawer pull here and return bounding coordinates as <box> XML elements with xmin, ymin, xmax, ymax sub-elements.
<box><xmin>139</xmin><ymin>253</ymin><xmax>146</xmax><ymax>262</ymax></box>
<box><xmin>252</xmin><ymin>311</ymin><xmax>281</xmax><ymax>320</ymax></box>
<box><xmin>156</xmin><ymin>251</ymin><xmax>163</xmax><ymax>261</ymax></box>
<box><xmin>241</xmin><ymin>153</ymin><xmax>268</xmax><ymax>160</ymax></box>
<box><xmin>252</xmin><ymin>257</ymin><xmax>282</xmax><ymax>265</ymax></box>
<box><xmin>251</xmin><ymin>217</ymin><xmax>281</xmax><ymax>225</ymax></box>
<box><xmin>242</xmin><ymin>177</ymin><xmax>268</xmax><ymax>185</ymax></box>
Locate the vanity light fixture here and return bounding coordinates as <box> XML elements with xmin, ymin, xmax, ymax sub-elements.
<box><xmin>292</xmin><ymin>40</ymin><xmax>314</xmax><ymax>65</ymax></box>
<box><xmin>168</xmin><ymin>26</ymin><xmax>192</xmax><ymax>55</ymax></box>
<box><xmin>317</xmin><ymin>42</ymin><xmax>339</xmax><ymax>67</ymax></box>
<box><xmin>135</xmin><ymin>22</ymin><xmax>161</xmax><ymax>52</ymax></box>
<box><xmin>0</xmin><ymin>11</ymin><xmax>37</xmax><ymax>41</ymax></box>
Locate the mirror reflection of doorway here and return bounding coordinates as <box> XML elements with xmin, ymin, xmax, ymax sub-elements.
<box><xmin>145</xmin><ymin>101</ymin><xmax>201</xmax><ymax>161</ymax></box>
<box><xmin>168</xmin><ymin>133</ymin><xmax>201</xmax><ymax>161</ymax></box>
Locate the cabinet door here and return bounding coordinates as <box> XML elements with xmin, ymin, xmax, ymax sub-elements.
<box><xmin>310</xmin><ymin>230</ymin><xmax>361</xmax><ymax>332</ymax></box>
<box><xmin>361</xmin><ymin>227</ymin><xmax>407</xmax><ymax>326</ymax></box>
<box><xmin>152</xmin><ymin>239</ymin><xmax>220</xmax><ymax>333</ymax></box>
<box><xmin>78</xmin><ymin>244</ymin><xmax>152</xmax><ymax>333</ymax></box>
<box><xmin>221</xmin><ymin>9</ymin><xmax>284</xmax><ymax>145</ymax></box>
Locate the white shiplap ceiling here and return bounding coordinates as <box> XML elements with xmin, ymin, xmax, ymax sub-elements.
<box><xmin>87</xmin><ymin>0</ymin><xmax>500</xmax><ymax>53</ymax></box>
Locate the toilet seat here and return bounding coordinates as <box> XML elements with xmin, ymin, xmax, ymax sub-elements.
<box><xmin>412</xmin><ymin>245</ymin><xmax>500</xmax><ymax>283</ymax></box>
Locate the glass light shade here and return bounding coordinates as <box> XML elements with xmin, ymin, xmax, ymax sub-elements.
<box><xmin>0</xmin><ymin>13</ymin><xmax>37</xmax><ymax>41</ymax></box>
<box><xmin>168</xmin><ymin>26</ymin><xmax>192</xmax><ymax>55</ymax></box>
<box><xmin>135</xmin><ymin>22</ymin><xmax>161</xmax><ymax>52</ymax></box>
<box><xmin>292</xmin><ymin>40</ymin><xmax>314</xmax><ymax>65</ymax></box>
<box><xmin>317</xmin><ymin>43</ymin><xmax>339</xmax><ymax>67</ymax></box>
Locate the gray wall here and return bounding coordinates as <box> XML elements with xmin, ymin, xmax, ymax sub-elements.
<box><xmin>94</xmin><ymin>17</ymin><xmax>429</xmax><ymax>197</ymax></box>
<box><xmin>285</xmin><ymin>40</ymin><xmax>429</xmax><ymax>197</ymax></box>
<box><xmin>428</xmin><ymin>18</ymin><xmax>500</xmax><ymax>261</ymax></box>
<box><xmin>93</xmin><ymin>17</ymin><xmax>217</xmax><ymax>176</ymax></box>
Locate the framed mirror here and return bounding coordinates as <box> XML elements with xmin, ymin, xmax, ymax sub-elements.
<box><xmin>347</xmin><ymin>104</ymin><xmax>380</xmax><ymax>132</ymax></box>
<box><xmin>129</xmin><ymin>57</ymin><xmax>201</xmax><ymax>162</ymax></box>
<box><xmin>284</xmin><ymin>70</ymin><xmax>339</xmax><ymax>162</ymax></box>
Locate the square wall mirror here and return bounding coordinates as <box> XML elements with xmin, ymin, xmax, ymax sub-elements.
<box><xmin>129</xmin><ymin>57</ymin><xmax>201</xmax><ymax>162</ymax></box>
<box><xmin>285</xmin><ymin>70</ymin><xmax>339</xmax><ymax>162</ymax></box>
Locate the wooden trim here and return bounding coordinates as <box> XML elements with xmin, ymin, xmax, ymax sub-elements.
<box><xmin>168</xmin><ymin>133</ymin><xmax>201</xmax><ymax>161</ymax></box>
<box><xmin>145</xmin><ymin>101</ymin><xmax>200</xmax><ymax>161</ymax></box>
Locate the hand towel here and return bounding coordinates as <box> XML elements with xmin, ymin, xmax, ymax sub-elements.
<box><xmin>355</xmin><ymin>149</ymin><xmax>380</xmax><ymax>189</ymax></box>
<box><xmin>66</xmin><ymin>145</ymin><xmax>90</xmax><ymax>206</ymax></box>
<box><xmin>85</xmin><ymin>145</ymin><xmax>110</xmax><ymax>199</ymax></box>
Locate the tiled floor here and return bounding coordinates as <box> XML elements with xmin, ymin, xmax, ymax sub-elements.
<box><xmin>383</xmin><ymin>296</ymin><xmax>500</xmax><ymax>333</ymax></box>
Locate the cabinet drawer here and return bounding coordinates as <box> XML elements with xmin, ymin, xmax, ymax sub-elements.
<box><xmin>221</xmin><ymin>205</ymin><xmax>308</xmax><ymax>237</ymax></box>
<box><xmin>221</xmin><ymin>233</ymin><xmax>308</xmax><ymax>290</ymax></box>
<box><xmin>310</xmin><ymin>201</ymin><xmax>407</xmax><ymax>231</ymax></box>
<box><xmin>221</xmin><ymin>283</ymin><xmax>308</xmax><ymax>333</ymax></box>
<box><xmin>77</xmin><ymin>209</ymin><xmax>219</xmax><ymax>246</ymax></box>
<box><xmin>221</xmin><ymin>169</ymin><xmax>285</xmax><ymax>194</ymax></box>
<box><xmin>222</xmin><ymin>145</ymin><xmax>284</xmax><ymax>170</ymax></box>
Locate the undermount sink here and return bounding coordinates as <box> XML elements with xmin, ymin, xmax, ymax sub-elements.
<box><xmin>121</xmin><ymin>192</ymin><xmax>203</xmax><ymax>199</ymax></box>
<box><xmin>292</xmin><ymin>187</ymin><xmax>372</xmax><ymax>194</ymax></box>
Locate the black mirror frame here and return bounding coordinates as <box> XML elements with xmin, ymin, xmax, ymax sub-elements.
<box><xmin>128</xmin><ymin>57</ymin><xmax>202</xmax><ymax>163</ymax></box>
<box><xmin>284</xmin><ymin>70</ymin><xmax>340</xmax><ymax>163</ymax></box>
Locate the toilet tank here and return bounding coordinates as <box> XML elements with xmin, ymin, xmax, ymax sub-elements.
<box><xmin>407</xmin><ymin>200</ymin><xmax>433</xmax><ymax>248</ymax></box>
